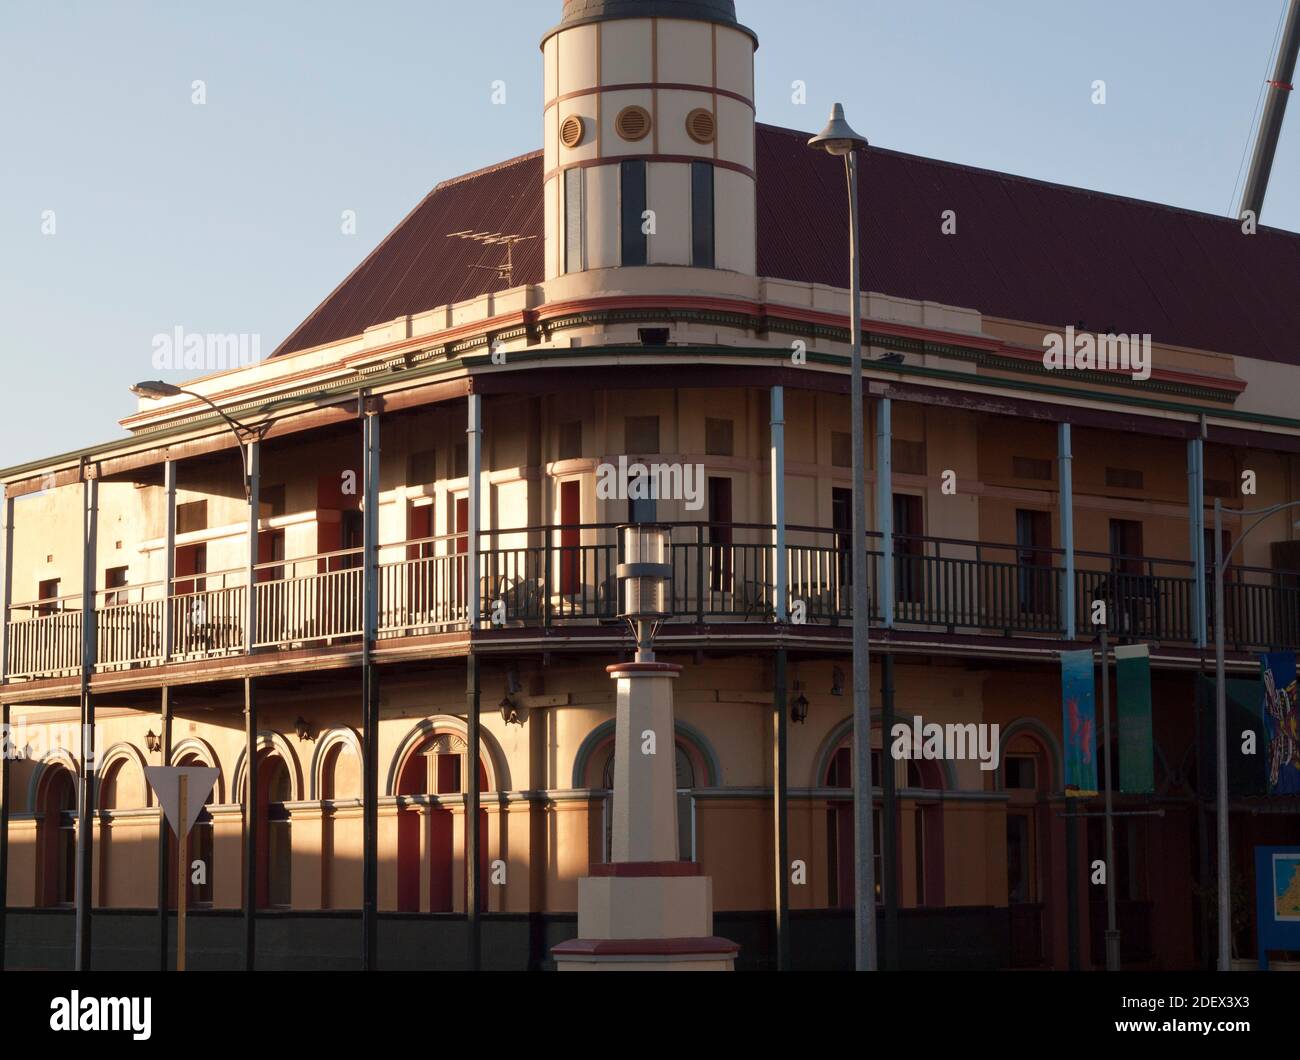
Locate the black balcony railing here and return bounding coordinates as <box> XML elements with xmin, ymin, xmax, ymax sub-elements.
<box><xmin>4</xmin><ymin>522</ymin><xmax>1298</xmax><ymax>680</ymax></box>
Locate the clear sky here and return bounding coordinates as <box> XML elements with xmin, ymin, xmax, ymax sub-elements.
<box><xmin>2</xmin><ymin>0</ymin><xmax>1297</xmax><ymax>469</ymax></box>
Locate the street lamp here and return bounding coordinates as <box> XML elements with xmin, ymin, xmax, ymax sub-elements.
<box><xmin>130</xmin><ymin>380</ymin><xmax>254</xmax><ymax>498</ymax></box>
<box><xmin>617</xmin><ymin>523</ymin><xmax>672</xmax><ymax>663</ymax></box>
<box><xmin>809</xmin><ymin>103</ymin><xmax>877</xmax><ymax>973</ymax></box>
<box><xmin>1211</xmin><ymin>498</ymin><xmax>1300</xmax><ymax>971</ymax></box>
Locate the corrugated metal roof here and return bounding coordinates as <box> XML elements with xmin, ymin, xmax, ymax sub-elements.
<box><xmin>272</xmin><ymin>151</ymin><xmax>545</xmax><ymax>358</ymax></box>
<box><xmin>756</xmin><ymin>125</ymin><xmax>1300</xmax><ymax>365</ymax></box>
<box><xmin>274</xmin><ymin>124</ymin><xmax>1300</xmax><ymax>365</ymax></box>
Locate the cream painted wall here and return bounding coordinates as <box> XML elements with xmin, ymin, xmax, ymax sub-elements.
<box><xmin>544</xmin><ymin>17</ymin><xmax>757</xmax><ymax>280</ymax></box>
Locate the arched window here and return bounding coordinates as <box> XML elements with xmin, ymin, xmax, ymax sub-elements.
<box><xmin>320</xmin><ymin>739</ymin><xmax>361</xmax><ymax>909</ymax></box>
<box><xmin>599</xmin><ymin>740</ymin><xmax>698</xmax><ymax>863</ymax></box>
<box><xmin>177</xmin><ymin>753</ymin><xmax>215</xmax><ymax>907</ymax></box>
<box><xmin>97</xmin><ymin>756</ymin><xmax>145</xmax><ymax>908</ymax></box>
<box><xmin>824</xmin><ymin>746</ymin><xmax>881</xmax><ymax>908</ymax></box>
<box><xmin>823</xmin><ymin>737</ymin><xmax>948</xmax><ymax>909</ymax></box>
<box><xmin>255</xmin><ymin>755</ymin><xmax>293</xmax><ymax>909</ymax></box>
<box><xmin>37</xmin><ymin>765</ymin><xmax>77</xmax><ymax>907</ymax></box>
<box><xmin>394</xmin><ymin>733</ymin><xmax>488</xmax><ymax>913</ymax></box>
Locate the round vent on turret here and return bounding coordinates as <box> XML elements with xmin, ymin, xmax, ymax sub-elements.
<box><xmin>615</xmin><ymin>105</ymin><xmax>652</xmax><ymax>143</ymax></box>
<box><xmin>686</xmin><ymin>108</ymin><xmax>716</xmax><ymax>144</ymax></box>
<box><xmin>560</xmin><ymin>115</ymin><xmax>585</xmax><ymax>149</ymax></box>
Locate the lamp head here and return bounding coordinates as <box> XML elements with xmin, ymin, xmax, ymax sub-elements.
<box><xmin>616</xmin><ymin>524</ymin><xmax>673</xmax><ymax>621</ymax></box>
<box><xmin>808</xmin><ymin>103</ymin><xmax>868</xmax><ymax>157</ymax></box>
<box><xmin>130</xmin><ymin>380</ymin><xmax>183</xmax><ymax>400</ymax></box>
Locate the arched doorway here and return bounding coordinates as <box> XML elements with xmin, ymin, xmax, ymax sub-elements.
<box><xmin>1001</xmin><ymin>729</ymin><xmax>1054</xmax><ymax>967</ymax></box>
<box><xmin>319</xmin><ymin>738</ymin><xmax>361</xmax><ymax>909</ymax></box>
<box><xmin>176</xmin><ymin>753</ymin><xmax>216</xmax><ymax>907</ymax></box>
<box><xmin>825</xmin><ymin>744</ymin><xmax>881</xmax><ymax>909</ymax></box>
<box><xmin>37</xmin><ymin>765</ymin><xmax>77</xmax><ymax>907</ymax></box>
<box><xmin>823</xmin><ymin>739</ymin><xmax>946</xmax><ymax>910</ymax></box>
<box><xmin>394</xmin><ymin>732</ymin><xmax>488</xmax><ymax>913</ymax></box>
<box><xmin>256</xmin><ymin>754</ymin><xmax>293</xmax><ymax>909</ymax></box>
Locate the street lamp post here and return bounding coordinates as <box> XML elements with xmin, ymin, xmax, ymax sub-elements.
<box><xmin>130</xmin><ymin>380</ymin><xmax>253</xmax><ymax>497</ymax></box>
<box><xmin>1211</xmin><ymin>498</ymin><xmax>1300</xmax><ymax>971</ymax></box>
<box><xmin>810</xmin><ymin>104</ymin><xmax>877</xmax><ymax>972</ymax></box>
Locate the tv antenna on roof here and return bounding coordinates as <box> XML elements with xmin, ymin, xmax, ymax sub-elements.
<box><xmin>448</xmin><ymin>230</ymin><xmax>537</xmax><ymax>286</ymax></box>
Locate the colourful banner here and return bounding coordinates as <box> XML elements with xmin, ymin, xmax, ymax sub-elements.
<box><xmin>1261</xmin><ymin>652</ymin><xmax>1300</xmax><ymax>796</ymax></box>
<box><xmin>1060</xmin><ymin>648</ymin><xmax>1098</xmax><ymax>797</ymax></box>
<box><xmin>1115</xmin><ymin>644</ymin><xmax>1154</xmax><ymax>794</ymax></box>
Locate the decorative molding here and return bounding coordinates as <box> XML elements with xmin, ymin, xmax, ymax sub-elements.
<box><xmin>26</xmin><ymin>747</ymin><xmax>80</xmax><ymax>813</ymax></box>
<box><xmin>170</xmin><ymin>737</ymin><xmax>224</xmax><ymax>802</ymax></box>
<box><xmin>385</xmin><ymin>715</ymin><xmax>509</xmax><ymax>796</ymax></box>
<box><xmin>307</xmin><ymin>726</ymin><xmax>363</xmax><ymax>801</ymax></box>
<box><xmin>231</xmin><ymin>730</ymin><xmax>303</xmax><ymax>803</ymax></box>
<box><xmin>569</xmin><ymin>716</ymin><xmax>722</xmax><ymax>788</ymax></box>
<box><xmin>97</xmin><ymin>741</ymin><xmax>153</xmax><ymax>809</ymax></box>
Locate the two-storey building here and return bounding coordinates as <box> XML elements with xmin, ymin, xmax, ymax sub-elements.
<box><xmin>3</xmin><ymin>0</ymin><xmax>1299</xmax><ymax>970</ymax></box>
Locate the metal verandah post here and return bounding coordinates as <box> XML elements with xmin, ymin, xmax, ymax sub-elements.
<box><xmin>881</xmin><ymin>653</ymin><xmax>898</xmax><ymax>970</ymax></box>
<box><xmin>157</xmin><ymin>458</ymin><xmax>176</xmax><ymax>970</ymax></box>
<box><xmin>1212</xmin><ymin>499</ymin><xmax>1230</xmax><ymax>971</ymax></box>
<box><xmin>1059</xmin><ymin>423</ymin><xmax>1076</xmax><ymax>640</ymax></box>
<box><xmin>1099</xmin><ymin>622</ymin><xmax>1120</xmax><ymax>970</ymax></box>
<box><xmin>0</xmin><ymin>701</ymin><xmax>9</xmax><ymax>972</ymax></box>
<box><xmin>771</xmin><ymin>385</ymin><xmax>786</xmax><ymax>622</ymax></box>
<box><xmin>74</xmin><ymin>473</ymin><xmax>98</xmax><ymax>971</ymax></box>
<box><xmin>242</xmin><ymin>439</ymin><xmax>260</xmax><ymax>972</ymax></box>
<box><xmin>157</xmin><ymin>686</ymin><xmax>172</xmax><ymax>970</ymax></box>
<box><xmin>1188</xmin><ymin>438</ymin><xmax>1206</xmax><ymax>648</ymax></box>
<box><xmin>876</xmin><ymin>397</ymin><xmax>898</xmax><ymax>971</ymax></box>
<box><xmin>0</xmin><ymin>495</ymin><xmax>12</xmax><ymax>971</ymax></box>
<box><xmin>773</xmin><ymin>648</ymin><xmax>790</xmax><ymax>971</ymax></box>
<box><xmin>362</xmin><ymin>406</ymin><xmax>381</xmax><ymax>970</ymax></box>
<box><xmin>466</xmin><ymin>392</ymin><xmax>482</xmax><ymax>971</ymax></box>
<box><xmin>242</xmin><ymin>677</ymin><xmax>257</xmax><ymax>970</ymax></box>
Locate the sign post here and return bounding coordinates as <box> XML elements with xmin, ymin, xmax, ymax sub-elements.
<box><xmin>145</xmin><ymin>766</ymin><xmax>219</xmax><ymax>972</ymax></box>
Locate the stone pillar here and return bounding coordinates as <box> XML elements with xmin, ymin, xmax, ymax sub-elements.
<box><xmin>552</xmin><ymin>661</ymin><xmax>737</xmax><ymax>971</ymax></box>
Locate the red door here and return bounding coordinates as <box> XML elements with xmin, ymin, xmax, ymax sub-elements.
<box><xmin>407</xmin><ymin>505</ymin><xmax>434</xmax><ymax>620</ymax></box>
<box><xmin>560</xmin><ymin>480</ymin><xmax>580</xmax><ymax>597</ymax></box>
<box><xmin>174</xmin><ymin>543</ymin><xmax>206</xmax><ymax>597</ymax></box>
<box><xmin>708</xmin><ymin>477</ymin><xmax>732</xmax><ymax>593</ymax></box>
<box><xmin>455</xmin><ymin>496</ymin><xmax>469</xmax><ymax>613</ymax></box>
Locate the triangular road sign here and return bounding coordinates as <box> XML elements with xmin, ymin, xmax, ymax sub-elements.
<box><xmin>145</xmin><ymin>766</ymin><xmax>219</xmax><ymax>838</ymax></box>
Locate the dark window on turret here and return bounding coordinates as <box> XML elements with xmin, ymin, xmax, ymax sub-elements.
<box><xmin>691</xmin><ymin>162</ymin><xmax>715</xmax><ymax>268</ymax></box>
<box><xmin>564</xmin><ymin>167</ymin><xmax>584</xmax><ymax>274</ymax></box>
<box><xmin>620</xmin><ymin>160</ymin><xmax>648</xmax><ymax>266</ymax></box>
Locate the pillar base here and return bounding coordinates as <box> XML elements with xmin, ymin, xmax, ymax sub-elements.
<box><xmin>552</xmin><ymin>861</ymin><xmax>737</xmax><ymax>971</ymax></box>
<box><xmin>552</xmin><ymin>936</ymin><xmax>739</xmax><ymax>971</ymax></box>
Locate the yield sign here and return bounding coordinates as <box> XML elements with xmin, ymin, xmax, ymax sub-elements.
<box><xmin>145</xmin><ymin>766</ymin><xmax>219</xmax><ymax>838</ymax></box>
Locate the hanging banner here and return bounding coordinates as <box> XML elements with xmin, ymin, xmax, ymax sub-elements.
<box><xmin>1260</xmin><ymin>652</ymin><xmax>1300</xmax><ymax>796</ymax></box>
<box><xmin>1060</xmin><ymin>648</ymin><xmax>1098</xmax><ymax>797</ymax></box>
<box><xmin>1115</xmin><ymin>644</ymin><xmax>1154</xmax><ymax>794</ymax></box>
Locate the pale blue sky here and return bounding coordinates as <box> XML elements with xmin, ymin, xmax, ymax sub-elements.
<box><xmin>2</xmin><ymin>0</ymin><xmax>1297</xmax><ymax>468</ymax></box>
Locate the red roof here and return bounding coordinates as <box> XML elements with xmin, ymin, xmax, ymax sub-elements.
<box><xmin>274</xmin><ymin>124</ymin><xmax>1300</xmax><ymax>365</ymax></box>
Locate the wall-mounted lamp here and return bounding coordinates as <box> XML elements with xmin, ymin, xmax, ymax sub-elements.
<box><xmin>791</xmin><ymin>692</ymin><xmax>810</xmax><ymax>725</ymax></box>
<box><xmin>294</xmin><ymin>716</ymin><xmax>314</xmax><ymax>742</ymax></box>
<box><xmin>500</xmin><ymin>696</ymin><xmax>526</xmax><ymax>726</ymax></box>
<box><xmin>831</xmin><ymin>666</ymin><xmax>845</xmax><ymax>697</ymax></box>
<box><xmin>145</xmin><ymin>729</ymin><xmax>162</xmax><ymax>753</ymax></box>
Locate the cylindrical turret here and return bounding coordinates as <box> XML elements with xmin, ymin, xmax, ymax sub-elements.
<box><xmin>541</xmin><ymin>0</ymin><xmax>758</xmax><ymax>280</ymax></box>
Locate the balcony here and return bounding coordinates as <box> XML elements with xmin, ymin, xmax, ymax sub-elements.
<box><xmin>5</xmin><ymin>523</ymin><xmax>1298</xmax><ymax>682</ymax></box>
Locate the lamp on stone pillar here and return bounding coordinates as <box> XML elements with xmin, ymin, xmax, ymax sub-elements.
<box><xmin>618</xmin><ymin>523</ymin><xmax>671</xmax><ymax>662</ymax></box>
<box><xmin>552</xmin><ymin>524</ymin><xmax>738</xmax><ymax>971</ymax></box>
